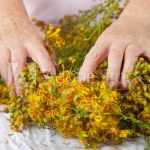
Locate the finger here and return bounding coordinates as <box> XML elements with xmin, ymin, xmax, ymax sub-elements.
<box><xmin>106</xmin><ymin>42</ymin><xmax>126</xmax><ymax>88</ymax></box>
<box><xmin>50</xmin><ymin>51</ymin><xmax>57</xmax><ymax>67</ymax></box>
<box><xmin>121</xmin><ymin>44</ymin><xmax>142</xmax><ymax>88</ymax></box>
<box><xmin>33</xmin><ymin>24</ymin><xmax>45</xmax><ymax>40</ymax></box>
<box><xmin>26</xmin><ymin>39</ymin><xmax>56</xmax><ymax>75</ymax></box>
<box><xmin>0</xmin><ymin>48</ymin><xmax>14</xmax><ymax>87</ymax></box>
<box><xmin>79</xmin><ymin>37</ymin><xmax>110</xmax><ymax>81</ymax></box>
<box><xmin>11</xmin><ymin>48</ymin><xmax>27</xmax><ymax>95</ymax></box>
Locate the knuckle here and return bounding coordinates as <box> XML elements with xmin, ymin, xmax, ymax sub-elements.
<box><xmin>125</xmin><ymin>44</ymin><xmax>137</xmax><ymax>57</ymax></box>
<box><xmin>24</xmin><ymin>32</ymin><xmax>43</xmax><ymax>47</ymax></box>
<box><xmin>11</xmin><ymin>56</ymin><xmax>26</xmax><ymax>64</ymax></box>
<box><xmin>30</xmin><ymin>33</ymin><xmax>43</xmax><ymax>43</ymax></box>
<box><xmin>37</xmin><ymin>49</ymin><xmax>49</xmax><ymax>58</ymax></box>
<box><xmin>100</xmin><ymin>31</ymin><xmax>114</xmax><ymax>42</ymax></box>
<box><xmin>104</xmin><ymin>27</ymin><xmax>118</xmax><ymax>38</ymax></box>
<box><xmin>85</xmin><ymin>52</ymin><xmax>99</xmax><ymax>64</ymax></box>
<box><xmin>87</xmin><ymin>47</ymin><xmax>98</xmax><ymax>58</ymax></box>
<box><xmin>0</xmin><ymin>51</ymin><xmax>10</xmax><ymax>65</ymax></box>
<box><xmin>34</xmin><ymin>49</ymin><xmax>50</xmax><ymax>63</ymax></box>
<box><xmin>0</xmin><ymin>58</ymin><xmax>10</xmax><ymax>65</ymax></box>
<box><xmin>11</xmin><ymin>48</ymin><xmax>27</xmax><ymax>64</ymax></box>
<box><xmin>109</xmin><ymin>46</ymin><xmax>123</xmax><ymax>58</ymax></box>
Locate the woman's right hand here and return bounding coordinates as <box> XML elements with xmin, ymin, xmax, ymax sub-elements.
<box><xmin>79</xmin><ymin>0</ymin><xmax>150</xmax><ymax>88</ymax></box>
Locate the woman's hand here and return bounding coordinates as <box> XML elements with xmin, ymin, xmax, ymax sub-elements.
<box><xmin>79</xmin><ymin>0</ymin><xmax>150</xmax><ymax>88</ymax></box>
<box><xmin>0</xmin><ymin>0</ymin><xmax>56</xmax><ymax>94</ymax></box>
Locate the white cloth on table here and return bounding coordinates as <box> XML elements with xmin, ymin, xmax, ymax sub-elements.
<box><xmin>0</xmin><ymin>106</ymin><xmax>147</xmax><ymax>150</ymax></box>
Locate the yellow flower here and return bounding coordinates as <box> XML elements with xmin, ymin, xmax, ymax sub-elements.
<box><xmin>119</xmin><ymin>130</ymin><xmax>128</xmax><ymax>138</ymax></box>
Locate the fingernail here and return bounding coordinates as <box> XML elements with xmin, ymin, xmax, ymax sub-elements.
<box><xmin>49</xmin><ymin>66</ymin><xmax>56</xmax><ymax>76</ymax></box>
<box><xmin>15</xmin><ymin>88</ymin><xmax>22</xmax><ymax>96</ymax></box>
<box><xmin>43</xmin><ymin>70</ymin><xmax>56</xmax><ymax>77</ymax></box>
<box><xmin>51</xmin><ymin>65</ymin><xmax>57</xmax><ymax>76</ymax></box>
<box><xmin>122</xmin><ymin>80</ymin><xmax>129</xmax><ymax>89</ymax></box>
<box><xmin>78</xmin><ymin>72</ymin><xmax>90</xmax><ymax>82</ymax></box>
<box><xmin>51</xmin><ymin>70</ymin><xmax>56</xmax><ymax>76</ymax></box>
<box><xmin>108</xmin><ymin>81</ymin><xmax>118</xmax><ymax>89</ymax></box>
<box><xmin>91</xmin><ymin>52</ymin><xmax>98</xmax><ymax>59</ymax></box>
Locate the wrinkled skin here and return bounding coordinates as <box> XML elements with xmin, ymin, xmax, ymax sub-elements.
<box><xmin>79</xmin><ymin>0</ymin><xmax>150</xmax><ymax>88</ymax></box>
<box><xmin>0</xmin><ymin>0</ymin><xmax>56</xmax><ymax>94</ymax></box>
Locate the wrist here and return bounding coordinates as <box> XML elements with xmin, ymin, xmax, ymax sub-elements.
<box><xmin>119</xmin><ymin>0</ymin><xmax>150</xmax><ymax>26</ymax></box>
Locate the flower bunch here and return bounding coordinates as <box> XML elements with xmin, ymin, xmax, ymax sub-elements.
<box><xmin>0</xmin><ymin>0</ymin><xmax>149</xmax><ymax>149</ymax></box>
<box><xmin>119</xmin><ymin>58</ymin><xmax>150</xmax><ymax>135</ymax></box>
<box><xmin>4</xmin><ymin>57</ymin><xmax>149</xmax><ymax>148</ymax></box>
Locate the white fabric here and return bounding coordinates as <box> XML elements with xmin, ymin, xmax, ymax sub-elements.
<box><xmin>23</xmin><ymin>0</ymin><xmax>96</xmax><ymax>24</ymax></box>
<box><xmin>0</xmin><ymin>106</ymin><xmax>148</xmax><ymax>150</ymax></box>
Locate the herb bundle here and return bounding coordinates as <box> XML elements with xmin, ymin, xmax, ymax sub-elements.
<box><xmin>0</xmin><ymin>0</ymin><xmax>150</xmax><ymax>149</ymax></box>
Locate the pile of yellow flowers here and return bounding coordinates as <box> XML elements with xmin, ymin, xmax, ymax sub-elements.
<box><xmin>0</xmin><ymin>0</ymin><xmax>150</xmax><ymax>149</ymax></box>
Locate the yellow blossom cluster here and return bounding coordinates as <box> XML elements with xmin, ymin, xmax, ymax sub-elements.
<box><xmin>0</xmin><ymin>0</ymin><xmax>149</xmax><ymax>149</ymax></box>
<box><xmin>45</xmin><ymin>25</ymin><xmax>65</xmax><ymax>49</ymax></box>
<box><xmin>8</xmin><ymin>68</ymin><xmax>132</xmax><ymax>147</ymax></box>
